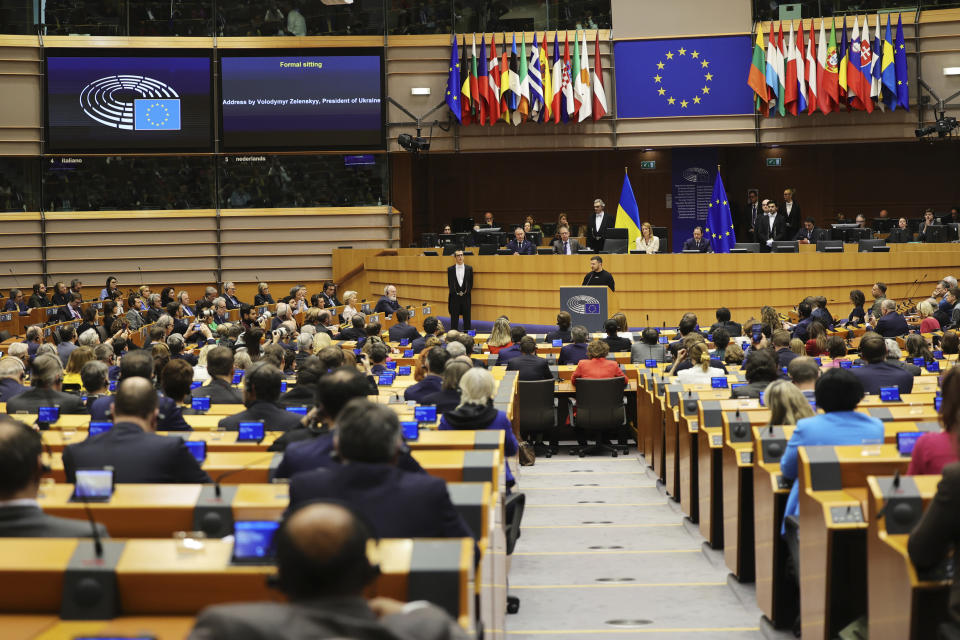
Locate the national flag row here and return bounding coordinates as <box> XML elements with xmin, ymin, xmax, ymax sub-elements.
<box><xmin>446</xmin><ymin>31</ymin><xmax>609</xmax><ymax>126</ymax></box>
<box><xmin>747</xmin><ymin>13</ymin><xmax>910</xmax><ymax>116</ymax></box>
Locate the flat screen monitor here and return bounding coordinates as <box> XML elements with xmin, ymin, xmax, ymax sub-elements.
<box><xmin>771</xmin><ymin>241</ymin><xmax>799</xmax><ymax>253</ymax></box>
<box><xmin>731</xmin><ymin>243</ymin><xmax>760</xmax><ymax>253</ymax></box>
<box><xmin>816</xmin><ymin>240</ymin><xmax>844</xmax><ymax>253</ymax></box>
<box><xmin>843</xmin><ymin>228</ymin><xmax>874</xmax><ymax>243</ymax></box>
<box><xmin>219</xmin><ymin>49</ymin><xmax>384</xmax><ymax>150</ymax></box>
<box><xmin>858</xmin><ymin>239</ymin><xmax>888</xmax><ymax>253</ymax></box>
<box><xmin>45</xmin><ymin>49</ymin><xmax>212</xmax><ymax>153</ymax></box>
<box><xmin>923</xmin><ymin>225</ymin><xmax>952</xmax><ymax>244</ymax></box>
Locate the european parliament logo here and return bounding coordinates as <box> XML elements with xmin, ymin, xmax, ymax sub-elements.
<box><xmin>80</xmin><ymin>75</ymin><xmax>181</xmax><ymax>131</ymax></box>
<box><xmin>567</xmin><ymin>295</ymin><xmax>602</xmax><ymax>315</ymax></box>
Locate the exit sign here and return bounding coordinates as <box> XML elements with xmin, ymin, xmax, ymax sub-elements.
<box><xmin>766</xmin><ymin>157</ymin><xmax>783</xmax><ymax>167</ymax></box>
<box><xmin>640</xmin><ymin>160</ymin><xmax>656</xmax><ymax>170</ymax></box>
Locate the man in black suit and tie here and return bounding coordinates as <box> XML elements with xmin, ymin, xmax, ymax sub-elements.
<box><xmin>682</xmin><ymin>227</ymin><xmax>712</xmax><ymax>253</ymax></box>
<box><xmin>781</xmin><ymin>188</ymin><xmax>802</xmax><ymax>239</ymax></box>
<box><xmin>756</xmin><ymin>199</ymin><xmax>789</xmax><ymax>252</ymax></box>
<box><xmin>0</xmin><ymin>415</ymin><xmax>110</xmax><ymax>538</ymax></box>
<box><xmin>505</xmin><ymin>336</ymin><xmax>554</xmax><ymax>381</ymax></box>
<box><xmin>57</xmin><ymin>293</ymin><xmax>83</xmax><ymax>323</ymax></box>
<box><xmin>190</xmin><ymin>346</ymin><xmax>244</xmax><ymax>404</ymax></box>
<box><xmin>217</xmin><ymin>362</ymin><xmax>305</xmax><ymax>432</ymax></box>
<box><xmin>320</xmin><ymin>281</ymin><xmax>341</xmax><ymax>308</ymax></box>
<box><xmin>6</xmin><ymin>353</ymin><xmax>87</xmax><ymax>415</ymax></box>
<box><xmin>552</xmin><ymin>225</ymin><xmax>583</xmax><ymax>255</ymax></box>
<box><xmin>222</xmin><ymin>282</ymin><xmax>242</xmax><ymax>310</ymax></box>
<box><xmin>386</xmin><ymin>308</ymin><xmax>421</xmax><ymax>343</ymax></box>
<box><xmin>744</xmin><ymin>189</ymin><xmax>761</xmax><ymax>240</ymax></box>
<box><xmin>447</xmin><ymin>249</ymin><xmax>473</xmax><ymax>331</ymax></box>
<box><xmin>586</xmin><ymin>198</ymin><xmax>614</xmax><ymax>252</ymax></box>
<box><xmin>794</xmin><ymin>217</ymin><xmax>822</xmax><ymax>244</ymax></box>
<box><xmin>505</xmin><ymin>227</ymin><xmax>535</xmax><ymax>255</ymax></box>
<box><xmin>63</xmin><ymin>377</ymin><xmax>211</xmax><ymax>484</ymax></box>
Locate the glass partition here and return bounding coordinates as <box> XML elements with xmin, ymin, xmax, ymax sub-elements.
<box><xmin>753</xmin><ymin>1</ymin><xmax>924</xmax><ymax>22</ymax></box>
<box><xmin>0</xmin><ymin>157</ymin><xmax>40</xmax><ymax>212</ymax></box>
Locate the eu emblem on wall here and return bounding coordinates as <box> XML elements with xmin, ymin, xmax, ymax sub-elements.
<box><xmin>614</xmin><ymin>36</ymin><xmax>754</xmax><ymax>118</ymax></box>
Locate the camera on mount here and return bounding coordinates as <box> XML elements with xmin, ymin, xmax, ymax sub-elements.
<box><xmin>398</xmin><ymin>133</ymin><xmax>430</xmax><ymax>154</ymax></box>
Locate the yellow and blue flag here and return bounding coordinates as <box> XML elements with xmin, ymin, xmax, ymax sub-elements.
<box><xmin>134</xmin><ymin>99</ymin><xmax>180</xmax><ymax>131</ymax></box>
<box><xmin>705</xmin><ymin>172</ymin><xmax>736</xmax><ymax>253</ymax></box>
<box><xmin>881</xmin><ymin>15</ymin><xmax>897</xmax><ymax>110</ymax></box>
<box><xmin>615</xmin><ymin>172</ymin><xmax>642</xmax><ymax>249</ymax></box>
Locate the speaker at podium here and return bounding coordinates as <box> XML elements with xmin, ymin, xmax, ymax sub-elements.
<box><xmin>560</xmin><ymin>286</ymin><xmax>617</xmax><ymax>332</ymax></box>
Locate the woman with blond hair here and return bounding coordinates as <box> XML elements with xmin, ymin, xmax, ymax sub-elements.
<box><xmin>63</xmin><ymin>346</ymin><xmax>95</xmax><ymax>386</ymax></box>
<box><xmin>486</xmin><ymin>317</ymin><xmax>512</xmax><ymax>354</ymax></box>
<box><xmin>341</xmin><ymin>290</ymin><xmax>361</xmax><ymax>324</ymax></box>
<box><xmin>674</xmin><ymin>342</ymin><xmax>725</xmax><ymax>385</ymax></box>
<box><xmin>919</xmin><ymin>299</ymin><xmax>941</xmax><ymax>334</ymax></box>
<box><xmin>764</xmin><ymin>379</ymin><xmax>815</xmax><ymax>426</ymax></box>
<box><xmin>635</xmin><ymin>222</ymin><xmax>660</xmax><ymax>254</ymax></box>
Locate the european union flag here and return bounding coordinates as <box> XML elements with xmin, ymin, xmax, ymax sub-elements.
<box><xmin>584</xmin><ymin>303</ymin><xmax>600</xmax><ymax>314</ymax></box>
<box><xmin>134</xmin><ymin>99</ymin><xmax>181</xmax><ymax>131</ymax></box>
<box><xmin>705</xmin><ymin>172</ymin><xmax>736</xmax><ymax>253</ymax></box>
<box><xmin>614</xmin><ymin>36</ymin><xmax>754</xmax><ymax>118</ymax></box>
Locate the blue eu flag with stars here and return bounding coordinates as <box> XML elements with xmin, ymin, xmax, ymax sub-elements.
<box><xmin>705</xmin><ymin>172</ymin><xmax>736</xmax><ymax>253</ymax></box>
<box><xmin>134</xmin><ymin>99</ymin><xmax>181</xmax><ymax>131</ymax></box>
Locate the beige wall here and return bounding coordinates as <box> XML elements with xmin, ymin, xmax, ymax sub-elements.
<box><xmin>611</xmin><ymin>0</ymin><xmax>752</xmax><ymax>39</ymax></box>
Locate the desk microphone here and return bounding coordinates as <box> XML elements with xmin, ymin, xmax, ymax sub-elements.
<box><xmin>646</xmin><ymin>314</ymin><xmax>650</xmax><ymax>328</ymax></box>
<box><xmin>211</xmin><ymin>453</ymin><xmax>277</xmax><ymax>498</ymax></box>
<box><xmin>8</xmin><ymin>267</ymin><xmax>20</xmax><ymax>288</ymax></box>
<box><xmin>80</xmin><ymin>494</ymin><xmax>104</xmax><ymax>559</ymax></box>
<box><xmin>875</xmin><ymin>469</ymin><xmax>903</xmax><ymax>521</ymax></box>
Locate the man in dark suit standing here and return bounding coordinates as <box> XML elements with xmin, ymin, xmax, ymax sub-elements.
<box><xmin>0</xmin><ymin>415</ymin><xmax>110</xmax><ymax>538</ymax></box>
<box><xmin>188</xmin><ymin>501</ymin><xmax>474</xmax><ymax>640</ymax></box>
<box><xmin>64</xmin><ymin>377</ymin><xmax>211</xmax><ymax>484</ymax></box>
<box><xmin>682</xmin><ymin>227</ymin><xmax>712</xmax><ymax>253</ymax></box>
<box><xmin>191</xmin><ymin>346</ymin><xmax>244</xmax><ymax>404</ymax></box>
<box><xmin>288</xmin><ymin>399</ymin><xmax>476</xmax><ymax>546</ymax></box>
<box><xmin>744</xmin><ymin>189</ymin><xmax>761</xmax><ymax>241</ymax></box>
<box><xmin>505</xmin><ymin>227</ymin><xmax>535</xmax><ymax>255</ymax></box>
<box><xmin>506</xmin><ymin>337</ymin><xmax>554</xmax><ymax>381</ymax></box>
<box><xmin>6</xmin><ymin>354</ymin><xmax>87</xmax><ymax>415</ymax></box>
<box><xmin>447</xmin><ymin>249</ymin><xmax>473</xmax><ymax>331</ymax></box>
<box><xmin>218</xmin><ymin>362</ymin><xmax>305</xmax><ymax>432</ymax></box>
<box><xmin>781</xmin><ymin>188</ymin><xmax>802</xmax><ymax>239</ymax></box>
<box><xmin>387</xmin><ymin>309</ymin><xmax>421</xmax><ymax>343</ymax></box>
<box><xmin>851</xmin><ymin>333</ymin><xmax>914</xmax><ymax>395</ymax></box>
<box><xmin>559</xmin><ymin>326</ymin><xmax>590</xmax><ymax>365</ymax></box>
<box><xmin>586</xmin><ymin>198</ymin><xmax>614</xmax><ymax>252</ymax></box>
<box><xmin>756</xmin><ymin>199</ymin><xmax>789</xmax><ymax>252</ymax></box>
<box><xmin>552</xmin><ymin>225</ymin><xmax>583</xmax><ymax>255</ymax></box>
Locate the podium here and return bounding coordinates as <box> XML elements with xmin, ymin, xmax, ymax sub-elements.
<box><xmin>559</xmin><ymin>286</ymin><xmax>617</xmax><ymax>332</ymax></box>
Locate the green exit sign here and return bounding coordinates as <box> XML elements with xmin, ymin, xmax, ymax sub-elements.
<box><xmin>766</xmin><ymin>157</ymin><xmax>783</xmax><ymax>167</ymax></box>
<box><xmin>640</xmin><ymin>160</ymin><xmax>656</xmax><ymax>170</ymax></box>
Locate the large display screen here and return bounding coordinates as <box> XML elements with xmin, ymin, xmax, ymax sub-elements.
<box><xmin>219</xmin><ymin>50</ymin><xmax>384</xmax><ymax>150</ymax></box>
<box><xmin>46</xmin><ymin>50</ymin><xmax>212</xmax><ymax>153</ymax></box>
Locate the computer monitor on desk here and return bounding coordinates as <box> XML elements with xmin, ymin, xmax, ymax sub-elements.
<box><xmin>771</xmin><ymin>241</ymin><xmax>799</xmax><ymax>253</ymax></box>
<box><xmin>859</xmin><ymin>239</ymin><xmax>889</xmax><ymax>252</ymax></box>
<box><xmin>843</xmin><ymin>227</ymin><xmax>873</xmax><ymax>243</ymax></box>
<box><xmin>816</xmin><ymin>240</ymin><xmax>844</xmax><ymax>253</ymax></box>
<box><xmin>923</xmin><ymin>225</ymin><xmax>952</xmax><ymax>243</ymax></box>
<box><xmin>872</xmin><ymin>218</ymin><xmax>895</xmax><ymax>233</ymax></box>
<box><xmin>730</xmin><ymin>243</ymin><xmax>760</xmax><ymax>253</ymax></box>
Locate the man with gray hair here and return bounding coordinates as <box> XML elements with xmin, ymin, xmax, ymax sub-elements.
<box><xmin>222</xmin><ymin>282</ymin><xmax>241</xmax><ymax>310</ymax></box>
<box><xmin>77</xmin><ymin>328</ymin><xmax>100</xmax><ymax>347</ymax></box>
<box><xmin>373</xmin><ymin>285</ymin><xmax>400</xmax><ymax>315</ymax></box>
<box><xmin>7</xmin><ymin>342</ymin><xmax>29</xmax><ymax>367</ymax></box>
<box><xmin>211</xmin><ymin>297</ymin><xmax>229</xmax><ymax>324</ymax></box>
<box><xmin>80</xmin><ymin>360</ymin><xmax>110</xmax><ymax>398</ymax></box>
<box><xmin>884</xmin><ymin>339</ymin><xmax>922</xmax><ymax>376</ymax></box>
<box><xmin>6</xmin><ymin>353</ymin><xmax>86</xmax><ymax>414</ymax></box>
<box><xmin>57</xmin><ymin>325</ymin><xmax>77</xmax><ymax>367</ymax></box>
<box><xmin>874</xmin><ymin>298</ymin><xmax>909</xmax><ymax>337</ymax></box>
<box><xmin>934</xmin><ymin>276</ymin><xmax>958</xmax><ymax>327</ymax></box>
<box><xmin>445</xmin><ymin>341</ymin><xmax>466</xmax><ymax>358</ymax></box>
<box><xmin>0</xmin><ymin>357</ymin><xmax>28</xmax><ymax>402</ymax></box>
<box><xmin>288</xmin><ymin>398</ymin><xmax>476</xmax><ymax>545</ymax></box>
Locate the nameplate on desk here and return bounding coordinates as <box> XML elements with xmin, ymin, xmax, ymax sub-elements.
<box><xmin>711</xmin><ymin>435</ymin><xmax>722</xmax><ymax>446</ymax></box>
<box><xmin>46</xmin><ymin>308</ymin><xmax>58</xmax><ymax>317</ymax></box>
<box><xmin>0</xmin><ymin>313</ymin><xmax>10</xmax><ymax>322</ymax></box>
<box><xmin>829</xmin><ymin>505</ymin><xmax>864</xmax><ymax>524</ymax></box>
<box><xmin>740</xmin><ymin>451</ymin><xmax>753</xmax><ymax>464</ymax></box>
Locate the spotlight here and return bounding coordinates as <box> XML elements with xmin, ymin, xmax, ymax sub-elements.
<box><xmin>398</xmin><ymin>133</ymin><xmax>430</xmax><ymax>153</ymax></box>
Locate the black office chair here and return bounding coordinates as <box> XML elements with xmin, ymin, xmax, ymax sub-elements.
<box><xmin>653</xmin><ymin>226</ymin><xmax>670</xmax><ymax>253</ymax></box>
<box><xmin>504</xmin><ymin>491</ymin><xmax>526</xmax><ymax>614</ymax></box>
<box><xmin>516</xmin><ymin>379</ymin><xmax>558</xmax><ymax>457</ymax></box>
<box><xmin>567</xmin><ymin>378</ymin><xmax>630</xmax><ymax>457</ymax></box>
<box><xmin>602</xmin><ymin>228</ymin><xmax>628</xmax><ymax>254</ymax></box>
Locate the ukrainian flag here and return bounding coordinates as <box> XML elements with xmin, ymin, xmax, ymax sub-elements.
<box><xmin>615</xmin><ymin>172</ymin><xmax>642</xmax><ymax>249</ymax></box>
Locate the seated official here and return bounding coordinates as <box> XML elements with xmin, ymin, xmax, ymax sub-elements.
<box><xmin>631</xmin><ymin>328</ymin><xmax>669</xmax><ymax>364</ymax></box>
<box><xmin>601</xmin><ymin>319</ymin><xmax>632</xmax><ymax>352</ymax></box>
<box><xmin>411</xmin><ymin>316</ymin><xmax>444</xmax><ymax>354</ymax></box>
<box><xmin>288</xmin><ymin>400</ymin><xmax>476</xmax><ymax>547</ymax></box>
<box><xmin>670</xmin><ymin>342</ymin><xmax>725</xmax><ymax>385</ymax></box>
<box><xmin>789</xmin><ymin>301</ymin><xmax>814</xmax><ymax>343</ymax></box>
<box><xmin>907</xmin><ymin>367</ymin><xmax>959</xmax><ymax>475</ymax></box>
<box><xmin>552</xmin><ymin>224</ymin><xmax>583</xmax><ymax>255</ymax></box>
<box><xmin>187</xmin><ymin>502</ymin><xmax>472</xmax><ymax>640</ymax></box>
<box><xmin>872</xmin><ymin>298</ymin><xmax>910</xmax><ymax>337</ymax></box>
<box><xmin>366</xmin><ymin>341</ymin><xmax>390</xmax><ymax>375</ymax></box>
<box><xmin>90</xmin><ymin>351</ymin><xmax>191</xmax><ymax>431</ymax></box>
<box><xmin>57</xmin><ymin>293</ymin><xmax>84</xmax><ymax>323</ymax></box>
<box><xmin>708</xmin><ymin>307</ymin><xmax>742</xmax><ymax>337</ymax></box>
<box><xmin>0</xmin><ymin>357</ymin><xmax>28</xmax><ymax>402</ymax></box>
<box><xmin>506</xmin><ymin>336</ymin><xmax>553</xmax><ymax>381</ymax></box>
<box><xmin>6</xmin><ymin>354</ymin><xmax>87</xmax><ymax>416</ymax></box>
<box><xmin>780</xmin><ymin>369</ymin><xmax>883</xmax><ymax>575</ymax></box>
<box><xmin>851</xmin><ymin>333</ymin><xmax>914</xmax><ymax>395</ymax></box>
<box><xmin>582</xmin><ymin>255</ymin><xmax>615</xmax><ymax>291</ymax></box>
<box><xmin>3</xmin><ymin>288</ymin><xmax>28</xmax><ymax>315</ymax></box>
<box><xmin>217</xmin><ymin>362</ymin><xmax>305</xmax><ymax>432</ymax></box>
<box><xmin>338</xmin><ymin>316</ymin><xmax>368</xmax><ymax>343</ymax></box>
<box><xmin>571</xmin><ymin>339</ymin><xmax>626</xmax><ymax>385</ymax></box>
<box><xmin>635</xmin><ymin>221</ymin><xmax>660</xmax><ymax>254</ymax></box>
<box><xmin>495</xmin><ymin>326</ymin><xmax>527</xmax><ymax>366</ymax></box>
<box><xmin>439</xmin><ymin>368</ymin><xmax>519</xmax><ymax>487</ymax></box>
<box><xmin>506</xmin><ymin>227</ymin><xmax>536</xmax><ymax>255</ymax></box>
<box><xmin>682</xmin><ymin>226</ymin><xmax>711</xmax><ymax>253</ymax></box>
<box><xmin>279</xmin><ymin>357</ymin><xmax>324</xmax><ymax>408</ymax></box>
<box><xmin>731</xmin><ymin>349</ymin><xmax>779</xmax><ymax>399</ymax></box>
<box><xmin>28</xmin><ymin>283</ymin><xmax>52</xmax><ymax>309</ymax></box>
<box><xmin>404</xmin><ymin>347</ymin><xmax>449</xmax><ymax>403</ymax></box>
<box><xmin>253</xmin><ymin>281</ymin><xmax>275</xmax><ymax>306</ymax></box>
<box><xmin>276</xmin><ymin>367</ymin><xmax>423</xmax><ymax>472</ymax></box>
<box><xmin>559</xmin><ymin>325</ymin><xmax>590</xmax><ymax>366</ymax></box>
<box><xmin>544</xmin><ymin>311</ymin><xmax>572</xmax><ymax>344</ymax></box>
<box><xmin>794</xmin><ymin>217</ymin><xmax>822</xmax><ymax>244</ymax></box>
<box><xmin>423</xmin><ymin>358</ymin><xmax>471</xmax><ymax>414</ymax></box>
<box><xmin>387</xmin><ymin>308</ymin><xmax>421</xmax><ymax>343</ymax></box>
<box><xmin>64</xmin><ymin>378</ymin><xmax>211</xmax><ymax>484</ymax></box>
<box><xmin>886</xmin><ymin>217</ymin><xmax>913</xmax><ymax>243</ymax></box>
<box><xmin>787</xmin><ymin>356</ymin><xmax>819</xmax><ymax>401</ymax></box>
<box><xmin>770</xmin><ymin>329</ymin><xmax>798</xmax><ymax>370</ymax></box>
<box><xmin>0</xmin><ymin>415</ymin><xmax>109</xmax><ymax>538</ymax></box>
<box><xmin>373</xmin><ymin>285</ymin><xmax>401</xmax><ymax>315</ymax></box>
<box><xmin>885</xmin><ymin>339</ymin><xmax>922</xmax><ymax>377</ymax></box>
<box><xmin>190</xmin><ymin>346</ymin><xmax>244</xmax><ymax>404</ymax></box>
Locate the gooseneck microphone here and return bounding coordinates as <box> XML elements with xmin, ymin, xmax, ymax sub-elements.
<box><xmin>212</xmin><ymin>453</ymin><xmax>276</xmax><ymax>498</ymax></box>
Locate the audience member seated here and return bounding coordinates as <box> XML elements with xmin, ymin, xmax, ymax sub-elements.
<box><xmin>27</xmin><ymin>283</ymin><xmax>51</xmax><ymax>309</ymax></box>
<box><xmin>506</xmin><ymin>336</ymin><xmax>553</xmax><ymax>381</ymax></box>
<box><xmin>731</xmin><ymin>349</ymin><xmax>779</xmax><ymax>399</ymax></box>
<box><xmin>253</xmin><ymin>282</ymin><xmax>274</xmax><ymax>306</ymax></box>
<box><xmin>276</xmin><ymin>368</ymin><xmax>423</xmax><ymax>473</ymax></box>
<box><xmin>438</xmin><ymin>368</ymin><xmax>519</xmax><ymax>488</ymax></box>
<box><xmin>601</xmin><ymin>318</ymin><xmax>632</xmax><ymax>352</ymax></box>
<box><xmin>56</xmin><ymin>326</ymin><xmax>77</xmax><ymax>367</ymax></box>
<box><xmin>6</xmin><ymin>354</ymin><xmax>86</xmax><ymax>415</ymax></box>
<box><xmin>907</xmin><ymin>367</ymin><xmax>959</xmax><ymax>475</ymax></box>
<box><xmin>765</xmin><ymin>379</ymin><xmax>815</xmax><ymax>426</ymax></box>
<box><xmin>50</xmin><ymin>281</ymin><xmax>70</xmax><ymax>306</ymax></box>
<box><xmin>787</xmin><ymin>356</ymin><xmax>819</xmax><ymax>401</ymax></box>
<box><xmin>64</xmin><ymin>378</ymin><xmax>211</xmax><ymax>484</ymax></box>
<box><xmin>631</xmin><ymin>328</ymin><xmax>668</xmax><ymax>364</ymax></box>
<box><xmin>217</xmin><ymin>362</ymin><xmax>305</xmax><ymax>432</ymax></box>
<box><xmin>63</xmin><ymin>346</ymin><xmax>94</xmax><ymax>388</ymax></box>
<box><xmin>804</xmin><ymin>321</ymin><xmax>828</xmax><ymax>357</ymax></box>
<box><xmin>486</xmin><ymin>317</ymin><xmax>513</xmax><ymax>354</ymax></box>
<box><xmin>873</xmin><ymin>298</ymin><xmax>910</xmax><ymax>337</ymax></box>
<box><xmin>885</xmin><ymin>339</ymin><xmax>922</xmax><ymax>376</ymax></box>
<box><xmin>339</xmin><ymin>316</ymin><xmax>367</xmax><ymax>343</ymax></box>
<box><xmin>905</xmin><ymin>334</ymin><xmax>935</xmax><ymax>366</ymax></box>
<box><xmin>288</xmin><ymin>399</ymin><xmax>476</xmax><ymax>547</ymax></box>
<box><xmin>918</xmin><ymin>300</ymin><xmax>942</xmax><ymax>334</ymax></box>
<box><xmin>545</xmin><ymin>311</ymin><xmax>573</xmax><ymax>343</ymax></box>
<box><xmin>711</xmin><ymin>328</ymin><xmax>731</xmax><ymax>361</ymax></box>
<box><xmin>851</xmin><ymin>332</ymin><xmax>914</xmax><ymax>395</ymax></box>
<box><xmin>411</xmin><ymin>316</ymin><xmax>443</xmax><ymax>354</ymax></box>
<box><xmin>671</xmin><ymin>342</ymin><xmax>724</xmax><ymax>385</ymax></box>
<box><xmin>387</xmin><ymin>308</ymin><xmax>420</xmax><ymax>343</ymax></box>
<box><xmin>190</xmin><ymin>346</ymin><xmax>244</xmax><ymax>404</ymax></box>
<box><xmin>780</xmin><ymin>369</ymin><xmax>883</xmax><ymax>577</ymax></box>
<box><xmin>279</xmin><ymin>357</ymin><xmax>324</xmax><ymax>408</ymax></box>
<box><xmin>404</xmin><ymin>347</ymin><xmax>449</xmax><ymax>403</ymax></box>
<box><xmin>90</xmin><ymin>350</ymin><xmax>190</xmax><ymax>430</ymax></box>
<box><xmin>0</xmin><ymin>357</ymin><xmax>27</xmax><ymax>402</ymax></box>
<box><xmin>506</xmin><ymin>227</ymin><xmax>536</xmax><ymax>255</ymax></box>
<box><xmin>373</xmin><ymin>285</ymin><xmax>401</xmax><ymax>315</ymax></box>
<box><xmin>559</xmin><ymin>325</ymin><xmax>590</xmax><ymax>366</ymax></box>
<box><xmin>571</xmin><ymin>339</ymin><xmax>626</xmax><ymax>386</ymax></box>
<box><xmin>187</xmin><ymin>501</ymin><xmax>472</xmax><ymax>640</ymax></box>
<box><xmin>366</xmin><ymin>342</ymin><xmax>390</xmax><ymax>375</ymax></box>
<box><xmin>811</xmin><ymin>296</ymin><xmax>834</xmax><ymax>327</ymax></box>
<box><xmin>790</xmin><ymin>301</ymin><xmax>814</xmax><ymax>342</ymax></box>
<box><xmin>3</xmin><ymin>288</ymin><xmax>28</xmax><ymax>315</ymax></box>
<box><xmin>160</xmin><ymin>359</ymin><xmax>196</xmax><ymax>411</ymax></box>
<box><xmin>945</xmin><ymin>286</ymin><xmax>960</xmax><ymax>330</ymax></box>
<box><xmin>709</xmin><ymin>307</ymin><xmax>742</xmax><ymax>337</ymax></box>
<box><xmin>422</xmin><ymin>358</ymin><xmax>471</xmax><ymax>414</ymax></box>
<box><xmin>0</xmin><ymin>415</ymin><xmax>109</xmax><ymax>538</ymax></box>
<box><xmin>495</xmin><ymin>326</ymin><xmax>527</xmax><ymax>366</ymax></box>
<box><xmin>771</xmin><ymin>329</ymin><xmax>798</xmax><ymax>370</ymax></box>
